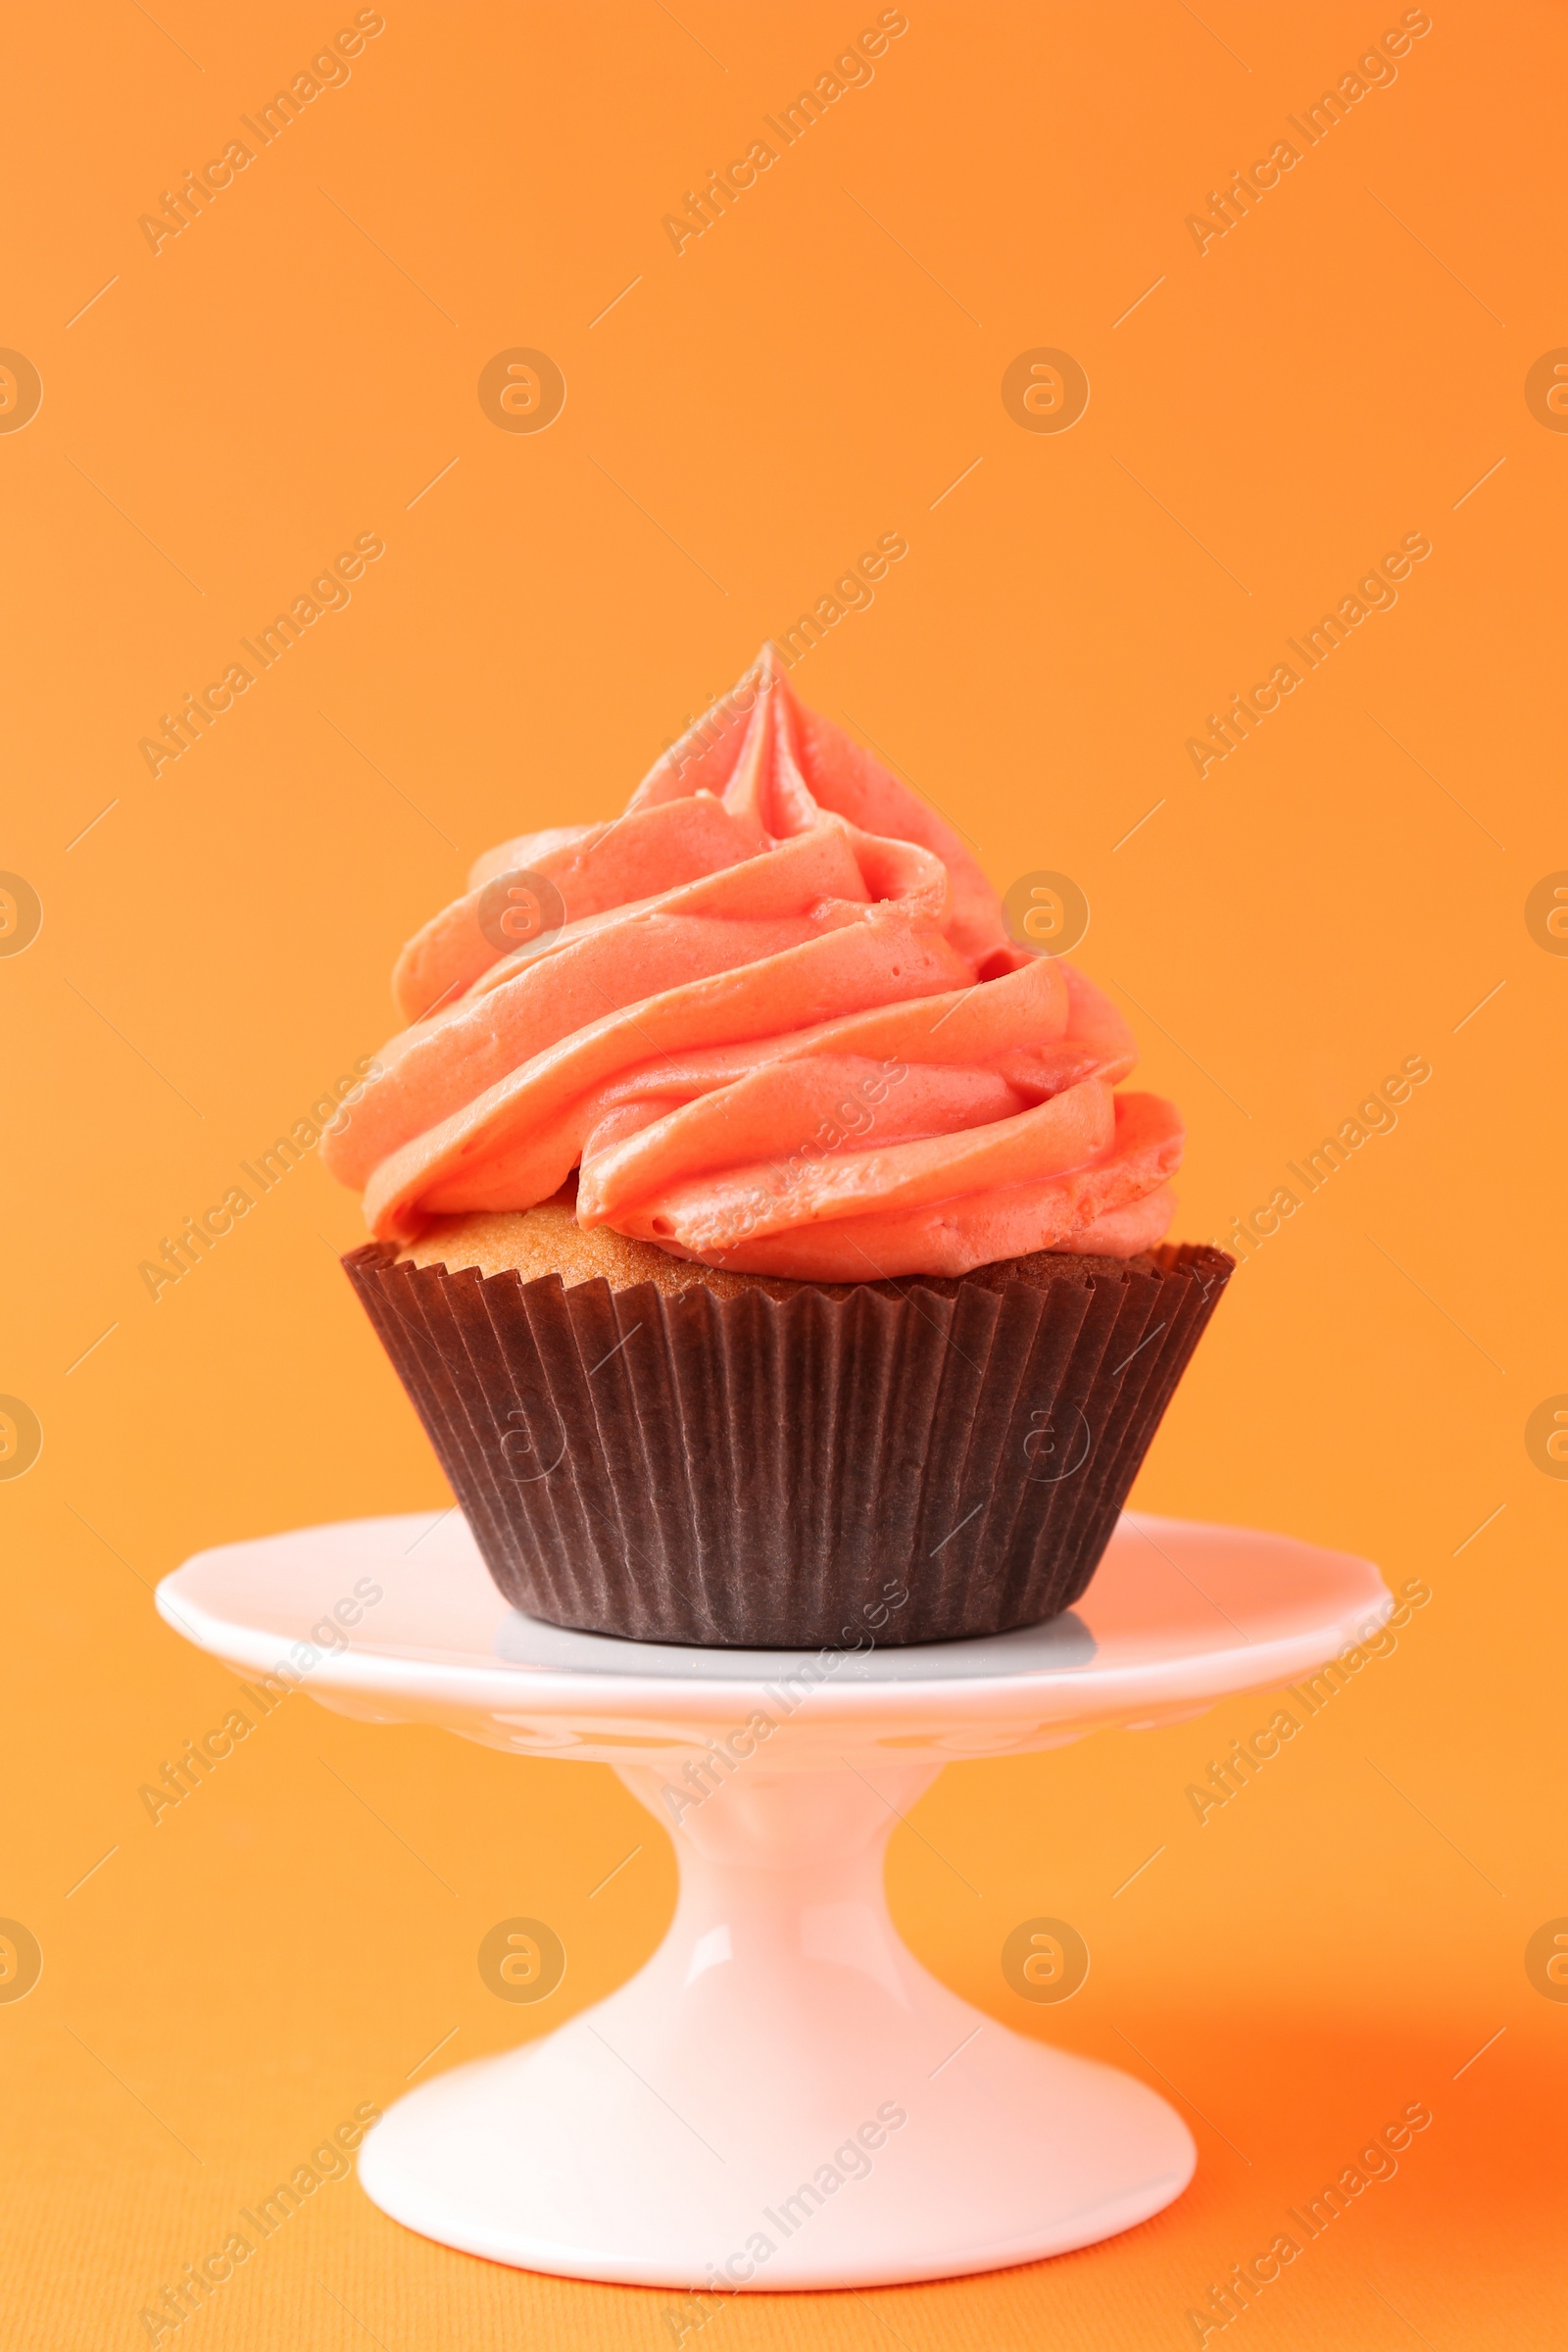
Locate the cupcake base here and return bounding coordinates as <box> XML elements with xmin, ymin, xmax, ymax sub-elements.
<box><xmin>342</xmin><ymin>1234</ymin><xmax>1231</xmax><ymax>1647</ymax></box>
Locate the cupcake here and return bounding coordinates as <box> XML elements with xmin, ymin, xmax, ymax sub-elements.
<box><xmin>324</xmin><ymin>650</ymin><xmax>1230</xmax><ymax>1646</ymax></box>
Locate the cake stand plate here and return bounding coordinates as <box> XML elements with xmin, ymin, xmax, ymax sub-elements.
<box><xmin>158</xmin><ymin>1510</ymin><xmax>1387</xmax><ymax>2290</ymax></box>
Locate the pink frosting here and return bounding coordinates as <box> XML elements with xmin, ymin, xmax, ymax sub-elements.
<box><xmin>323</xmin><ymin>651</ymin><xmax>1182</xmax><ymax>1277</ymax></box>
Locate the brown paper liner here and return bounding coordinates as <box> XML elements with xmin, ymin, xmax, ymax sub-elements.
<box><xmin>342</xmin><ymin>1240</ymin><xmax>1232</xmax><ymax>1647</ymax></box>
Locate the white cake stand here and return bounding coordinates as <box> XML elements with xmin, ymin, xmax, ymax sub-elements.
<box><xmin>158</xmin><ymin>1510</ymin><xmax>1387</xmax><ymax>2290</ymax></box>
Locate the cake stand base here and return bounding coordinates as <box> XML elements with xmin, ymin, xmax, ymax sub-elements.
<box><xmin>359</xmin><ymin>1762</ymin><xmax>1194</xmax><ymax>2288</ymax></box>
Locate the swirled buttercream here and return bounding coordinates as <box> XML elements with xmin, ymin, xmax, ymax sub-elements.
<box><xmin>322</xmin><ymin>651</ymin><xmax>1183</xmax><ymax>1277</ymax></box>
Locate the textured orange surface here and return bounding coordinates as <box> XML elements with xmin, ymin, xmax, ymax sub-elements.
<box><xmin>3</xmin><ymin>4</ymin><xmax>1564</xmax><ymax>2346</ymax></box>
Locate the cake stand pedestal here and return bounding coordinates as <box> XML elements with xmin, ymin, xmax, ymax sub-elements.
<box><xmin>158</xmin><ymin>1510</ymin><xmax>1387</xmax><ymax>2290</ymax></box>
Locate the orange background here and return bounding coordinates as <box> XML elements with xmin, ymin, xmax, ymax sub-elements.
<box><xmin>4</xmin><ymin>2</ymin><xmax>1564</xmax><ymax>2343</ymax></box>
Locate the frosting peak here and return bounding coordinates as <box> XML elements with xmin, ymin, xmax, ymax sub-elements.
<box><xmin>323</xmin><ymin>650</ymin><xmax>1182</xmax><ymax>1277</ymax></box>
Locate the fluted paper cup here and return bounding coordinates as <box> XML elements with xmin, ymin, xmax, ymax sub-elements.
<box><xmin>341</xmin><ymin>1242</ymin><xmax>1231</xmax><ymax>1647</ymax></box>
